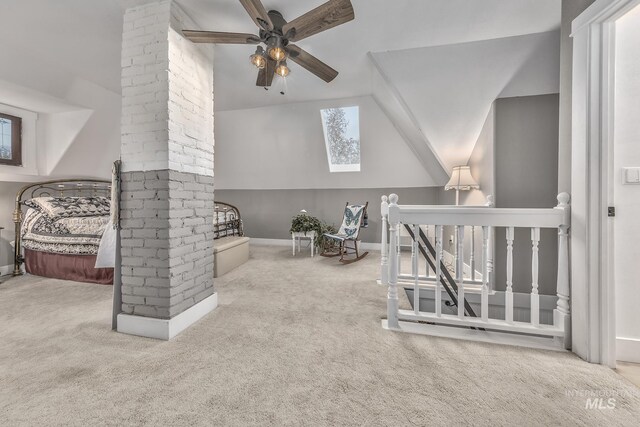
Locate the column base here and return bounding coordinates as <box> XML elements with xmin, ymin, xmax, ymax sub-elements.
<box><xmin>117</xmin><ymin>293</ymin><xmax>218</xmax><ymax>340</ymax></box>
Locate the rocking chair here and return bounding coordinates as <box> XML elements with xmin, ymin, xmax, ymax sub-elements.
<box><xmin>321</xmin><ymin>202</ymin><xmax>369</xmax><ymax>264</ymax></box>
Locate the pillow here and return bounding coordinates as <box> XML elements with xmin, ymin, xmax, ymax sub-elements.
<box><xmin>24</xmin><ymin>196</ymin><xmax>111</xmax><ymax>220</ymax></box>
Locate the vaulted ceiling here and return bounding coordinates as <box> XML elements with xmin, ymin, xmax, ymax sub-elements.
<box><xmin>0</xmin><ymin>0</ymin><xmax>561</xmax><ymax>181</ymax></box>
<box><xmin>176</xmin><ymin>0</ymin><xmax>561</xmax><ymax>111</ymax></box>
<box><xmin>1</xmin><ymin>0</ymin><xmax>560</xmax><ymax>110</ymax></box>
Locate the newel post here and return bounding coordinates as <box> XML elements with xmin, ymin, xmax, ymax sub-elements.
<box><xmin>387</xmin><ymin>194</ymin><xmax>400</xmax><ymax>329</ymax></box>
<box><xmin>555</xmin><ymin>192</ymin><xmax>571</xmax><ymax>349</ymax></box>
<box><xmin>380</xmin><ymin>195</ymin><xmax>389</xmax><ymax>286</ymax></box>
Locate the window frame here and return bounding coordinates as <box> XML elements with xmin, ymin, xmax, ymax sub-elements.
<box><xmin>0</xmin><ymin>112</ymin><xmax>22</xmax><ymax>166</ymax></box>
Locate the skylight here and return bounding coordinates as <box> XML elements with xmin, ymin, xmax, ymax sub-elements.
<box><xmin>320</xmin><ymin>106</ymin><xmax>360</xmax><ymax>173</ymax></box>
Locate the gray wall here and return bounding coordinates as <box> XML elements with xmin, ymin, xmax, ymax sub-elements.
<box><xmin>216</xmin><ymin>187</ymin><xmax>439</xmax><ymax>244</ymax></box>
<box><xmin>0</xmin><ymin>182</ymin><xmax>25</xmax><ymax>269</ymax></box>
<box><xmin>558</xmin><ymin>0</ymin><xmax>594</xmax><ymax>193</ymax></box>
<box><xmin>495</xmin><ymin>94</ymin><xmax>560</xmax><ymax>295</ymax></box>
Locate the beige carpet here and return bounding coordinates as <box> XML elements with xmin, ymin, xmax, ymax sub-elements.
<box><xmin>1</xmin><ymin>245</ymin><xmax>639</xmax><ymax>426</ymax></box>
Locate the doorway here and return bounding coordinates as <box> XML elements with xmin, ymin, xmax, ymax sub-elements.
<box><xmin>612</xmin><ymin>3</ymin><xmax>640</xmax><ymax>366</ymax></box>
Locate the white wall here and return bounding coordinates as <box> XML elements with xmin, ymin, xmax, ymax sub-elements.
<box><xmin>614</xmin><ymin>5</ymin><xmax>640</xmax><ymax>363</ymax></box>
<box><xmin>0</xmin><ymin>33</ymin><xmax>121</xmax><ymax>182</ymax></box>
<box><xmin>370</xmin><ymin>31</ymin><xmax>560</xmax><ymax>171</ymax></box>
<box><xmin>465</xmin><ymin>104</ymin><xmax>496</xmax><ymax>206</ymax></box>
<box><xmin>214</xmin><ymin>95</ymin><xmax>439</xmax><ymax>190</ymax></box>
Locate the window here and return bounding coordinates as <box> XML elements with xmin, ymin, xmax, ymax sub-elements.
<box><xmin>320</xmin><ymin>106</ymin><xmax>360</xmax><ymax>172</ymax></box>
<box><xmin>0</xmin><ymin>112</ymin><xmax>22</xmax><ymax>166</ymax></box>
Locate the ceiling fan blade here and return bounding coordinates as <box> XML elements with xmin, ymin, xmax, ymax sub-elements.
<box><xmin>286</xmin><ymin>45</ymin><xmax>338</xmax><ymax>83</ymax></box>
<box><xmin>256</xmin><ymin>57</ymin><xmax>277</xmax><ymax>87</ymax></box>
<box><xmin>182</xmin><ymin>30</ymin><xmax>260</xmax><ymax>44</ymax></box>
<box><xmin>282</xmin><ymin>0</ymin><xmax>354</xmax><ymax>42</ymax></box>
<box><xmin>239</xmin><ymin>0</ymin><xmax>274</xmax><ymax>31</ymax></box>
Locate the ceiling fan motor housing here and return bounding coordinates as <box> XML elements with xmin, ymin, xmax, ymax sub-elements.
<box><xmin>259</xmin><ymin>10</ymin><xmax>292</xmax><ymax>47</ymax></box>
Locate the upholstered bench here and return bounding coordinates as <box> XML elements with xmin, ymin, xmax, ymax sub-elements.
<box><xmin>213</xmin><ymin>236</ymin><xmax>250</xmax><ymax>277</ymax></box>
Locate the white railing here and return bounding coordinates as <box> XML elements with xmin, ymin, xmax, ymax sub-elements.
<box><xmin>380</xmin><ymin>193</ymin><xmax>571</xmax><ymax>350</ymax></box>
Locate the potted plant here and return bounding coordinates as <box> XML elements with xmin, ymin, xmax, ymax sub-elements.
<box><xmin>290</xmin><ymin>212</ymin><xmax>337</xmax><ymax>250</ymax></box>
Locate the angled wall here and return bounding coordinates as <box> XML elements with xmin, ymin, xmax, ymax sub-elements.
<box><xmin>371</xmin><ymin>31</ymin><xmax>560</xmax><ymax>171</ymax></box>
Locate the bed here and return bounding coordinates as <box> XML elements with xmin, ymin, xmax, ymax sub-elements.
<box><xmin>13</xmin><ymin>179</ymin><xmax>114</xmax><ymax>285</ymax></box>
<box><xmin>214</xmin><ymin>201</ymin><xmax>243</xmax><ymax>239</ymax></box>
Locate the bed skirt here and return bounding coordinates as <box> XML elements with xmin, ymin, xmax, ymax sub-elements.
<box><xmin>24</xmin><ymin>249</ymin><xmax>114</xmax><ymax>285</ymax></box>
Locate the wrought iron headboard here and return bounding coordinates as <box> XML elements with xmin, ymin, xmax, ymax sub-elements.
<box><xmin>13</xmin><ymin>179</ymin><xmax>111</xmax><ymax>276</ymax></box>
<box><xmin>214</xmin><ymin>201</ymin><xmax>244</xmax><ymax>239</ymax></box>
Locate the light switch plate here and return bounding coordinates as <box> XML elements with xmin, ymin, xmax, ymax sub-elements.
<box><xmin>623</xmin><ymin>167</ymin><xmax>640</xmax><ymax>184</ymax></box>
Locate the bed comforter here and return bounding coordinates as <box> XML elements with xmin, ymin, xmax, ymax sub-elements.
<box><xmin>21</xmin><ymin>196</ymin><xmax>110</xmax><ymax>255</ymax></box>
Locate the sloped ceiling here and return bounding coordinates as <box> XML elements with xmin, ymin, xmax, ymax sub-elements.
<box><xmin>176</xmin><ymin>0</ymin><xmax>561</xmax><ymax>112</ymax></box>
<box><xmin>370</xmin><ymin>31</ymin><xmax>560</xmax><ymax>171</ymax></box>
<box><xmin>0</xmin><ymin>0</ymin><xmax>123</xmax><ymax>94</ymax></box>
<box><xmin>0</xmin><ymin>0</ymin><xmax>561</xmax><ymax>183</ymax></box>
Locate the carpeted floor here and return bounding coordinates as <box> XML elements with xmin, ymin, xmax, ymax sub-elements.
<box><xmin>1</xmin><ymin>245</ymin><xmax>639</xmax><ymax>426</ymax></box>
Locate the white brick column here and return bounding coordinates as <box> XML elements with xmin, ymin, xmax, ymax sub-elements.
<box><xmin>117</xmin><ymin>0</ymin><xmax>216</xmax><ymax>340</ymax></box>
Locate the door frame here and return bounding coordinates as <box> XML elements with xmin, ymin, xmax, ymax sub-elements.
<box><xmin>570</xmin><ymin>0</ymin><xmax>640</xmax><ymax>366</ymax></box>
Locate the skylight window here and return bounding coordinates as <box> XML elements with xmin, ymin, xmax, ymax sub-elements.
<box><xmin>320</xmin><ymin>106</ymin><xmax>360</xmax><ymax>172</ymax></box>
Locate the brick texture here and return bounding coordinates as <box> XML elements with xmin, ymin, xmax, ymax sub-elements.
<box><xmin>120</xmin><ymin>170</ymin><xmax>215</xmax><ymax>318</ymax></box>
<box><xmin>121</xmin><ymin>0</ymin><xmax>214</xmax><ymax>176</ymax></box>
<box><xmin>120</xmin><ymin>1</ymin><xmax>215</xmax><ymax>319</ymax></box>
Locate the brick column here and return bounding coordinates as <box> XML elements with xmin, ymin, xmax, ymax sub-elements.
<box><xmin>117</xmin><ymin>0</ymin><xmax>216</xmax><ymax>339</ymax></box>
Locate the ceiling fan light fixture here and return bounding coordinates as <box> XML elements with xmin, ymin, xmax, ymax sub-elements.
<box><xmin>275</xmin><ymin>60</ymin><xmax>290</xmax><ymax>77</ymax></box>
<box><xmin>267</xmin><ymin>37</ymin><xmax>287</xmax><ymax>61</ymax></box>
<box><xmin>269</xmin><ymin>46</ymin><xmax>286</xmax><ymax>61</ymax></box>
<box><xmin>250</xmin><ymin>46</ymin><xmax>267</xmax><ymax>69</ymax></box>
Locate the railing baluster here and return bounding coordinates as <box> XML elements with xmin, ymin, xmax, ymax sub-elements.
<box><xmin>457</xmin><ymin>225</ymin><xmax>465</xmax><ymax>319</ymax></box>
<box><xmin>470</xmin><ymin>225</ymin><xmax>476</xmax><ymax>281</ymax></box>
<box><xmin>397</xmin><ymin>224</ymin><xmax>402</xmax><ymax>276</ymax></box>
<box><xmin>555</xmin><ymin>193</ymin><xmax>571</xmax><ymax>349</ymax></box>
<box><xmin>413</xmin><ymin>224</ymin><xmax>419</xmax><ymax>315</ymax></box>
<box><xmin>482</xmin><ymin>226</ymin><xmax>489</xmax><ymax>321</ymax></box>
<box><xmin>425</xmin><ymin>225</ymin><xmax>430</xmax><ymax>278</ymax></box>
<box><xmin>506</xmin><ymin>226</ymin><xmax>514</xmax><ymax>323</ymax></box>
<box><xmin>531</xmin><ymin>227</ymin><xmax>540</xmax><ymax>326</ymax></box>
<box><xmin>435</xmin><ymin>225</ymin><xmax>443</xmax><ymax>317</ymax></box>
<box><xmin>387</xmin><ymin>194</ymin><xmax>400</xmax><ymax>329</ymax></box>
<box><xmin>487</xmin><ymin>226</ymin><xmax>494</xmax><ymax>290</ymax></box>
<box><xmin>453</xmin><ymin>225</ymin><xmax>459</xmax><ymax>279</ymax></box>
<box><xmin>380</xmin><ymin>196</ymin><xmax>389</xmax><ymax>286</ymax></box>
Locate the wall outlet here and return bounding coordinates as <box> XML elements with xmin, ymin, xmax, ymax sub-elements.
<box><xmin>623</xmin><ymin>167</ymin><xmax>640</xmax><ymax>184</ymax></box>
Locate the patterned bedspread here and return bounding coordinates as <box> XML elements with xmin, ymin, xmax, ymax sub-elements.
<box><xmin>21</xmin><ymin>197</ymin><xmax>110</xmax><ymax>255</ymax></box>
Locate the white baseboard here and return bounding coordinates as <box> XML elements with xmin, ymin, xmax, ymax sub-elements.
<box><xmin>0</xmin><ymin>264</ymin><xmax>13</xmax><ymax>277</ymax></box>
<box><xmin>617</xmin><ymin>337</ymin><xmax>640</xmax><ymax>363</ymax></box>
<box><xmin>382</xmin><ymin>319</ymin><xmax>565</xmax><ymax>352</ymax></box>
<box><xmin>250</xmin><ymin>238</ymin><xmax>291</xmax><ymax>247</ymax></box>
<box><xmin>117</xmin><ymin>293</ymin><xmax>218</xmax><ymax>340</ymax></box>
<box><xmin>250</xmin><ymin>237</ymin><xmax>381</xmax><ymax>251</ymax></box>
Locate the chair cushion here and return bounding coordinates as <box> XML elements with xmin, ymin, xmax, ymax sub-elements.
<box><xmin>323</xmin><ymin>233</ymin><xmax>346</xmax><ymax>242</ymax></box>
<box><xmin>337</xmin><ymin>204</ymin><xmax>366</xmax><ymax>239</ymax></box>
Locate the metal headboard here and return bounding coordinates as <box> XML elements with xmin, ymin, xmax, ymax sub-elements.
<box><xmin>214</xmin><ymin>201</ymin><xmax>244</xmax><ymax>239</ymax></box>
<box><xmin>13</xmin><ymin>179</ymin><xmax>111</xmax><ymax>276</ymax></box>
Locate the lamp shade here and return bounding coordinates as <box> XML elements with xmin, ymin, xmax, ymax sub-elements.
<box><xmin>445</xmin><ymin>166</ymin><xmax>480</xmax><ymax>191</ymax></box>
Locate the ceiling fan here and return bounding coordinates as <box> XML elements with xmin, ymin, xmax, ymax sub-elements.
<box><xmin>182</xmin><ymin>0</ymin><xmax>355</xmax><ymax>88</ymax></box>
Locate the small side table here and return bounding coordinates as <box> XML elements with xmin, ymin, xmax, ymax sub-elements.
<box><xmin>291</xmin><ymin>231</ymin><xmax>315</xmax><ymax>257</ymax></box>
